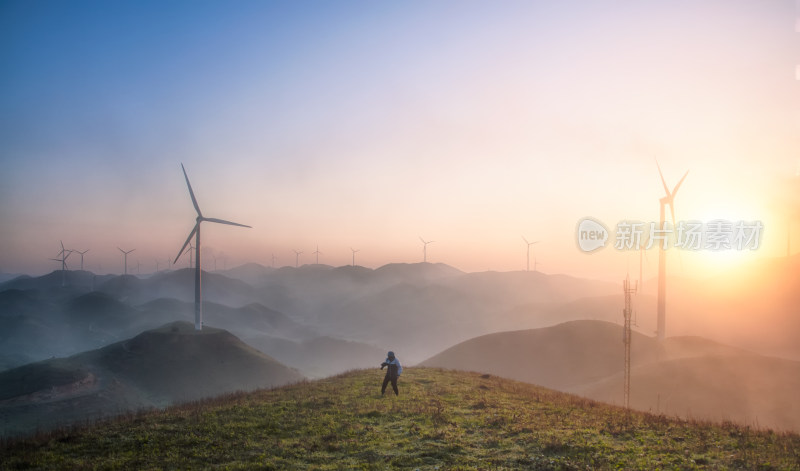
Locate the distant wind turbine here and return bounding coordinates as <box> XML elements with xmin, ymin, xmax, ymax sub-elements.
<box><xmin>533</xmin><ymin>257</ymin><xmax>542</xmax><ymax>273</ymax></box>
<box><xmin>174</xmin><ymin>163</ymin><xmax>251</xmax><ymax>331</ymax></box>
<box><xmin>350</xmin><ymin>247</ymin><xmax>360</xmax><ymax>266</ymax></box>
<box><xmin>74</xmin><ymin>249</ymin><xmax>89</xmax><ymax>271</ymax></box>
<box><xmin>118</xmin><ymin>247</ymin><xmax>135</xmax><ymax>275</ymax></box>
<box><xmin>271</xmin><ymin>253</ymin><xmax>277</xmax><ymax>268</ymax></box>
<box><xmin>313</xmin><ymin>245</ymin><xmax>322</xmax><ymax>264</ymax></box>
<box><xmin>522</xmin><ymin>236</ymin><xmax>539</xmax><ymax>272</ymax></box>
<box><xmin>419</xmin><ymin>237</ymin><xmax>435</xmax><ymax>263</ymax></box>
<box><xmin>293</xmin><ymin>249</ymin><xmax>303</xmax><ymax>268</ymax></box>
<box><xmin>49</xmin><ymin>241</ymin><xmax>72</xmax><ymax>287</ymax></box>
<box><xmin>655</xmin><ymin>160</ymin><xmax>688</xmax><ymax>341</ymax></box>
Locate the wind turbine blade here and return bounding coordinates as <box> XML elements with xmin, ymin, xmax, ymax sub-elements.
<box><xmin>202</xmin><ymin>217</ymin><xmax>252</xmax><ymax>228</ymax></box>
<box><xmin>181</xmin><ymin>163</ymin><xmax>203</xmax><ymax>218</ymax></box>
<box><xmin>522</xmin><ymin>236</ymin><xmax>529</xmax><ymax>244</ymax></box>
<box><xmin>175</xmin><ymin>224</ymin><xmax>198</xmax><ymax>263</ymax></box>
<box><xmin>419</xmin><ymin>236</ymin><xmax>426</xmax><ymax>244</ymax></box>
<box><xmin>672</xmin><ymin>170</ymin><xmax>689</xmax><ymax>197</ymax></box>
<box><xmin>655</xmin><ymin>160</ymin><xmax>671</xmax><ymax>196</ymax></box>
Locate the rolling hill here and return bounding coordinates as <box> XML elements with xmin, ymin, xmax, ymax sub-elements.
<box><xmin>0</xmin><ymin>321</ymin><xmax>303</xmax><ymax>437</ymax></box>
<box><xmin>2</xmin><ymin>368</ymin><xmax>797</xmax><ymax>469</ymax></box>
<box><xmin>420</xmin><ymin>320</ymin><xmax>800</xmax><ymax>432</ymax></box>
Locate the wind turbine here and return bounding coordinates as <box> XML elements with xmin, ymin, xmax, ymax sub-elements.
<box><xmin>350</xmin><ymin>247</ymin><xmax>360</xmax><ymax>266</ymax></box>
<box><xmin>522</xmin><ymin>236</ymin><xmax>539</xmax><ymax>272</ymax></box>
<box><xmin>533</xmin><ymin>257</ymin><xmax>542</xmax><ymax>273</ymax></box>
<box><xmin>655</xmin><ymin>161</ymin><xmax>688</xmax><ymax>341</ymax></box>
<box><xmin>174</xmin><ymin>163</ymin><xmax>251</xmax><ymax>331</ymax></box>
<box><xmin>118</xmin><ymin>247</ymin><xmax>135</xmax><ymax>275</ymax></box>
<box><xmin>271</xmin><ymin>253</ymin><xmax>277</xmax><ymax>268</ymax></box>
<box><xmin>293</xmin><ymin>249</ymin><xmax>303</xmax><ymax>268</ymax></box>
<box><xmin>73</xmin><ymin>249</ymin><xmax>89</xmax><ymax>271</ymax></box>
<box><xmin>49</xmin><ymin>241</ymin><xmax>72</xmax><ymax>287</ymax></box>
<box><xmin>313</xmin><ymin>245</ymin><xmax>322</xmax><ymax>264</ymax></box>
<box><xmin>419</xmin><ymin>237</ymin><xmax>435</xmax><ymax>263</ymax></box>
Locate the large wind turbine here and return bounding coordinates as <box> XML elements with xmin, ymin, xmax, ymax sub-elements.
<box><xmin>350</xmin><ymin>247</ymin><xmax>360</xmax><ymax>266</ymax></box>
<box><xmin>50</xmin><ymin>241</ymin><xmax>72</xmax><ymax>287</ymax></box>
<box><xmin>522</xmin><ymin>236</ymin><xmax>539</xmax><ymax>272</ymax></box>
<box><xmin>419</xmin><ymin>236</ymin><xmax>435</xmax><ymax>263</ymax></box>
<box><xmin>174</xmin><ymin>163</ymin><xmax>251</xmax><ymax>331</ymax></box>
<box><xmin>118</xmin><ymin>247</ymin><xmax>135</xmax><ymax>275</ymax></box>
<box><xmin>655</xmin><ymin>161</ymin><xmax>688</xmax><ymax>341</ymax></box>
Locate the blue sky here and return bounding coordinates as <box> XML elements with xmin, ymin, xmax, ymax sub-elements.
<box><xmin>1</xmin><ymin>1</ymin><xmax>797</xmax><ymax>277</ymax></box>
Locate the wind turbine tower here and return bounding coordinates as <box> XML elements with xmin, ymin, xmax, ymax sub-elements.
<box><xmin>419</xmin><ymin>237</ymin><xmax>435</xmax><ymax>263</ymax></box>
<box><xmin>622</xmin><ymin>273</ymin><xmax>637</xmax><ymax>409</ymax></box>
<box><xmin>655</xmin><ymin>161</ymin><xmax>688</xmax><ymax>341</ymax></box>
<box><xmin>118</xmin><ymin>247</ymin><xmax>135</xmax><ymax>275</ymax></box>
<box><xmin>74</xmin><ymin>249</ymin><xmax>89</xmax><ymax>271</ymax></box>
<box><xmin>313</xmin><ymin>245</ymin><xmax>322</xmax><ymax>264</ymax></box>
<box><xmin>522</xmin><ymin>236</ymin><xmax>539</xmax><ymax>272</ymax></box>
<box><xmin>351</xmin><ymin>247</ymin><xmax>360</xmax><ymax>266</ymax></box>
<box><xmin>174</xmin><ymin>164</ymin><xmax>251</xmax><ymax>331</ymax></box>
<box><xmin>293</xmin><ymin>249</ymin><xmax>303</xmax><ymax>268</ymax></box>
<box><xmin>50</xmin><ymin>241</ymin><xmax>72</xmax><ymax>287</ymax></box>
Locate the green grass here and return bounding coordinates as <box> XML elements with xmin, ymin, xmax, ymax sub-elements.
<box><xmin>2</xmin><ymin>368</ymin><xmax>799</xmax><ymax>470</ymax></box>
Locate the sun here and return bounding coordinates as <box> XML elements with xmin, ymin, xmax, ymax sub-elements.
<box><xmin>680</xmin><ymin>204</ymin><xmax>767</xmax><ymax>276</ymax></box>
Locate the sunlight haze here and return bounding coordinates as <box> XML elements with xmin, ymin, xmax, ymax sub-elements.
<box><xmin>1</xmin><ymin>1</ymin><xmax>797</xmax><ymax>280</ymax></box>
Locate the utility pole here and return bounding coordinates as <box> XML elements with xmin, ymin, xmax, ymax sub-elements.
<box><xmin>622</xmin><ymin>273</ymin><xmax>637</xmax><ymax>409</ymax></box>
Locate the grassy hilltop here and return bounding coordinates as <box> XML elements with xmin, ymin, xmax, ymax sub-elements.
<box><xmin>2</xmin><ymin>368</ymin><xmax>798</xmax><ymax>470</ymax></box>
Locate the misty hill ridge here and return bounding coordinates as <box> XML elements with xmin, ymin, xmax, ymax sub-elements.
<box><xmin>3</xmin><ymin>368</ymin><xmax>798</xmax><ymax>469</ymax></box>
<box><xmin>0</xmin><ymin>321</ymin><xmax>303</xmax><ymax>437</ymax></box>
<box><xmin>421</xmin><ymin>320</ymin><xmax>800</xmax><ymax>432</ymax></box>
<box><xmin>83</xmin><ymin>321</ymin><xmax>304</xmax><ymax>400</ymax></box>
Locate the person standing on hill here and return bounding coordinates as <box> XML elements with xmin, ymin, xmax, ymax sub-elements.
<box><xmin>380</xmin><ymin>351</ymin><xmax>402</xmax><ymax>396</ymax></box>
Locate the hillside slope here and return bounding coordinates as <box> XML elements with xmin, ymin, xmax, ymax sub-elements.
<box><xmin>420</xmin><ymin>320</ymin><xmax>662</xmax><ymax>389</ymax></box>
<box><xmin>0</xmin><ymin>321</ymin><xmax>303</xmax><ymax>437</ymax></box>
<box><xmin>2</xmin><ymin>368</ymin><xmax>797</xmax><ymax>470</ymax></box>
<box><xmin>420</xmin><ymin>320</ymin><xmax>799</xmax><ymax>432</ymax></box>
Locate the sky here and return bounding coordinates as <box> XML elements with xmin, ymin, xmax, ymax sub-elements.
<box><xmin>1</xmin><ymin>0</ymin><xmax>798</xmax><ymax>280</ymax></box>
